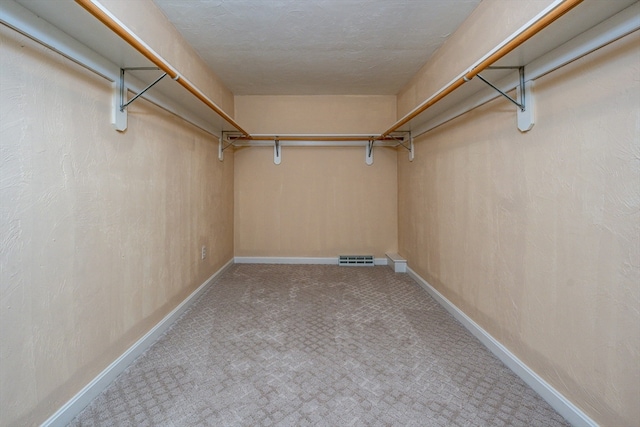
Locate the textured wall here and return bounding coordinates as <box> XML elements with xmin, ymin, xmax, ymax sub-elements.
<box><xmin>0</xmin><ymin>23</ymin><xmax>234</xmax><ymax>426</ymax></box>
<box><xmin>397</xmin><ymin>30</ymin><xmax>640</xmax><ymax>426</ymax></box>
<box><xmin>234</xmin><ymin>95</ymin><xmax>397</xmax><ymax>258</ymax></box>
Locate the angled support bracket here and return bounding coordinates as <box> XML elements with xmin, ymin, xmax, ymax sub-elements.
<box><xmin>408</xmin><ymin>137</ymin><xmax>414</xmax><ymax>161</ymax></box>
<box><xmin>219</xmin><ymin>131</ymin><xmax>236</xmax><ymax>161</ymax></box>
<box><xmin>113</xmin><ymin>67</ymin><xmax>166</xmax><ymax>132</ymax></box>
<box><xmin>366</xmin><ymin>139</ymin><xmax>374</xmax><ymax>165</ymax></box>
<box><xmin>274</xmin><ymin>138</ymin><xmax>281</xmax><ymax>165</ymax></box>
<box><xmin>390</xmin><ymin>132</ymin><xmax>414</xmax><ymax>161</ymax></box>
<box><xmin>516</xmin><ymin>79</ymin><xmax>535</xmax><ymax>132</ymax></box>
<box><xmin>473</xmin><ymin>66</ymin><xmax>535</xmax><ymax>132</ymax></box>
<box><xmin>476</xmin><ymin>68</ymin><xmax>524</xmax><ymax>111</ymax></box>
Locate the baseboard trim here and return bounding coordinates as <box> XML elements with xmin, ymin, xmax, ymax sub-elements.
<box><xmin>234</xmin><ymin>256</ymin><xmax>388</xmax><ymax>266</ymax></box>
<box><xmin>406</xmin><ymin>267</ymin><xmax>597</xmax><ymax>427</ymax></box>
<box><xmin>41</xmin><ymin>258</ymin><xmax>235</xmax><ymax>427</ymax></box>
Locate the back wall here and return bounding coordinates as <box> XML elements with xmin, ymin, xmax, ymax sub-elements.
<box><xmin>233</xmin><ymin>95</ymin><xmax>397</xmax><ymax>259</ymax></box>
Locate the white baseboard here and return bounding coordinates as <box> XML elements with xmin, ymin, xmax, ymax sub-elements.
<box><xmin>234</xmin><ymin>256</ymin><xmax>388</xmax><ymax>266</ymax></box>
<box><xmin>406</xmin><ymin>267</ymin><xmax>597</xmax><ymax>427</ymax></box>
<box><xmin>41</xmin><ymin>258</ymin><xmax>234</xmax><ymax>427</ymax></box>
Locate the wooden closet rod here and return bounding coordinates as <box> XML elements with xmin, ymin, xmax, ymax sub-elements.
<box><xmin>380</xmin><ymin>0</ymin><xmax>583</xmax><ymax>138</ymax></box>
<box><xmin>74</xmin><ymin>0</ymin><xmax>251</xmax><ymax>137</ymax></box>
<box><xmin>230</xmin><ymin>135</ymin><xmax>402</xmax><ymax>142</ymax></box>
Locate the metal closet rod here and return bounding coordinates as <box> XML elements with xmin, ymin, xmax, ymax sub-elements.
<box><xmin>74</xmin><ymin>0</ymin><xmax>251</xmax><ymax>137</ymax></box>
<box><xmin>380</xmin><ymin>0</ymin><xmax>583</xmax><ymax>138</ymax></box>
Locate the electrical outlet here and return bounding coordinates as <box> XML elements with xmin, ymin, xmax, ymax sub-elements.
<box><xmin>201</xmin><ymin>245</ymin><xmax>207</xmax><ymax>260</ymax></box>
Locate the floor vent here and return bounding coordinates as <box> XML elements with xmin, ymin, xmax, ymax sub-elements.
<box><xmin>338</xmin><ymin>255</ymin><xmax>374</xmax><ymax>266</ymax></box>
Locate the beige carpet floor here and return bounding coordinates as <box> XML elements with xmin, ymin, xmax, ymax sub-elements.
<box><xmin>70</xmin><ymin>264</ymin><xmax>570</xmax><ymax>426</ymax></box>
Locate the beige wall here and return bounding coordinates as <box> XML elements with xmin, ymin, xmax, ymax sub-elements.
<box><xmin>0</xmin><ymin>22</ymin><xmax>234</xmax><ymax>427</ymax></box>
<box><xmin>398</xmin><ymin>29</ymin><xmax>640</xmax><ymax>427</ymax></box>
<box><xmin>234</xmin><ymin>96</ymin><xmax>397</xmax><ymax>258</ymax></box>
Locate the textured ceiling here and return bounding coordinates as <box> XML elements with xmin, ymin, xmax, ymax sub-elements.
<box><xmin>152</xmin><ymin>0</ymin><xmax>481</xmax><ymax>95</ymax></box>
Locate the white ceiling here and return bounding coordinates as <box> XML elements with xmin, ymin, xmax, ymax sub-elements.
<box><xmin>152</xmin><ymin>0</ymin><xmax>481</xmax><ymax>95</ymax></box>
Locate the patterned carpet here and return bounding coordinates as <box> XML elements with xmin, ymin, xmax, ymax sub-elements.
<box><xmin>70</xmin><ymin>264</ymin><xmax>569</xmax><ymax>426</ymax></box>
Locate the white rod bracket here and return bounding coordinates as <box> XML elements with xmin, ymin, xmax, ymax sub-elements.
<box><xmin>409</xmin><ymin>137</ymin><xmax>415</xmax><ymax>161</ymax></box>
<box><xmin>480</xmin><ymin>66</ymin><xmax>535</xmax><ymax>132</ymax></box>
<box><xmin>112</xmin><ymin>69</ymin><xmax>127</xmax><ymax>131</ymax></box>
<box><xmin>113</xmin><ymin>67</ymin><xmax>166</xmax><ymax>132</ymax></box>
<box><xmin>219</xmin><ymin>132</ymin><xmax>235</xmax><ymax>161</ymax></box>
<box><xmin>517</xmin><ymin>79</ymin><xmax>535</xmax><ymax>132</ymax></box>
<box><xmin>366</xmin><ymin>140</ymin><xmax>374</xmax><ymax>165</ymax></box>
<box><xmin>393</xmin><ymin>132</ymin><xmax>414</xmax><ymax>161</ymax></box>
<box><xmin>274</xmin><ymin>139</ymin><xmax>281</xmax><ymax>165</ymax></box>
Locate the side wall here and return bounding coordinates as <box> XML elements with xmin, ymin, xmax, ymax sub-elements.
<box><xmin>398</xmin><ymin>29</ymin><xmax>639</xmax><ymax>427</ymax></box>
<box><xmin>0</xmin><ymin>13</ymin><xmax>234</xmax><ymax>427</ymax></box>
<box><xmin>234</xmin><ymin>95</ymin><xmax>398</xmax><ymax>258</ymax></box>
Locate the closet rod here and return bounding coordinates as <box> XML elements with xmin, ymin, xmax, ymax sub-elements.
<box><xmin>229</xmin><ymin>135</ymin><xmax>403</xmax><ymax>142</ymax></box>
<box><xmin>380</xmin><ymin>0</ymin><xmax>583</xmax><ymax>138</ymax></box>
<box><xmin>74</xmin><ymin>0</ymin><xmax>250</xmax><ymax>137</ymax></box>
<box><xmin>230</xmin><ymin>140</ymin><xmax>399</xmax><ymax>148</ymax></box>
